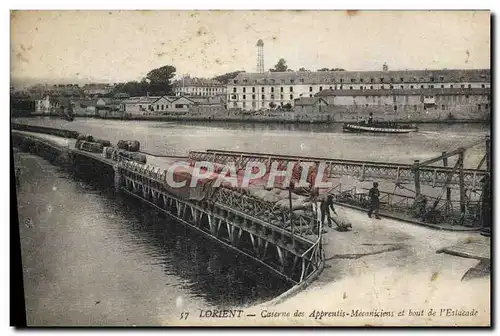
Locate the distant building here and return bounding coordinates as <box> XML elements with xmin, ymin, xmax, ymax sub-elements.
<box><xmin>173</xmin><ymin>77</ymin><xmax>226</xmax><ymax>97</ymax></box>
<box><xmin>83</xmin><ymin>83</ymin><xmax>114</xmax><ymax>96</ymax></box>
<box><xmin>120</xmin><ymin>95</ymin><xmax>197</xmax><ymax>115</ymax></box>
<box><xmin>227</xmin><ymin>69</ymin><xmax>491</xmax><ymax>111</ymax></box>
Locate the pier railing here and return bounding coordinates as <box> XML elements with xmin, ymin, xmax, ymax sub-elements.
<box><xmin>329</xmin><ymin>183</ymin><xmax>481</xmax><ymax>227</ymax></box>
<box><xmin>190</xmin><ymin>149</ymin><xmax>487</xmax><ymax>189</ymax></box>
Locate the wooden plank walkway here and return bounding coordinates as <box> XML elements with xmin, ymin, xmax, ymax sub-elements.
<box><xmin>437</xmin><ymin>239</ymin><xmax>490</xmax><ymax>261</ymax></box>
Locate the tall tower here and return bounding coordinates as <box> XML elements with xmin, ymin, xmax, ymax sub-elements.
<box><xmin>256</xmin><ymin>39</ymin><xmax>264</xmax><ymax>73</ymax></box>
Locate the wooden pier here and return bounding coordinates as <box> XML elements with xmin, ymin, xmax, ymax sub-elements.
<box><xmin>11</xmin><ymin>129</ymin><xmax>323</xmax><ymax>285</ymax></box>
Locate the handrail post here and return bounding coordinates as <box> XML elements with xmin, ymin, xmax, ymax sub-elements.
<box><xmin>459</xmin><ymin>151</ymin><xmax>466</xmax><ymax>216</ymax></box>
<box><xmin>414</xmin><ymin>160</ymin><xmax>421</xmax><ymax>197</ymax></box>
<box><xmin>442</xmin><ymin>151</ymin><xmax>451</xmax><ymax>215</ymax></box>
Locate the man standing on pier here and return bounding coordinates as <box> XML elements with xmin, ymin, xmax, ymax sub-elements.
<box><xmin>320</xmin><ymin>194</ymin><xmax>337</xmax><ymax>228</ymax></box>
<box><xmin>368</xmin><ymin>182</ymin><xmax>381</xmax><ymax>219</ymax></box>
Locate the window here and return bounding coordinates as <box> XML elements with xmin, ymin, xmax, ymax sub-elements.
<box><xmin>400</xmin><ymin>85</ymin><xmax>404</xmax><ymax>89</ymax></box>
<box><xmin>261</xmin><ymin>87</ymin><xmax>265</xmax><ymax>93</ymax></box>
<box><xmin>390</xmin><ymin>85</ymin><xmax>394</xmax><ymax>89</ymax></box>
<box><xmin>139</xmin><ymin>104</ymin><xmax>142</xmax><ymax>108</ymax></box>
<box><xmin>271</xmin><ymin>94</ymin><xmax>275</xmax><ymax>99</ymax></box>
<box><xmin>440</xmin><ymin>76</ymin><xmax>445</xmax><ymax>81</ymax></box>
<box><xmin>290</xmin><ymin>79</ymin><xmax>295</xmax><ymax>84</ymax></box>
<box><xmin>450</xmin><ymin>85</ymin><xmax>454</xmax><ymax>88</ymax></box>
<box><xmin>441</xmin><ymin>85</ymin><xmax>444</xmax><ymax>89</ymax></box>
<box><xmin>349</xmin><ymin>86</ymin><xmax>353</xmax><ymax>90</ymax></box>
<box><xmin>309</xmin><ymin>94</ymin><xmax>313</xmax><ymax>97</ymax></box>
<box><xmin>478</xmin><ymin>104</ymin><xmax>481</xmax><ymax>111</ymax></box>
<box><xmin>350</xmin><ymin>78</ymin><xmax>355</xmax><ymax>83</ymax></box>
<box><xmin>414</xmin><ymin>105</ymin><xmax>417</xmax><ymax>111</ymax></box>
<box><xmin>429</xmin><ymin>85</ymin><xmax>434</xmax><ymax>89</ymax></box>
<box><xmin>381</xmin><ymin>85</ymin><xmax>384</xmax><ymax>89</ymax></box>
<box><xmin>271</xmin><ymin>87</ymin><xmax>275</xmax><ymax>93</ymax></box>
<box><xmin>329</xmin><ymin>86</ymin><xmax>333</xmax><ymax>90</ymax></box>
<box><xmin>290</xmin><ymin>87</ymin><xmax>293</xmax><ymax>92</ymax></box>
<box><xmin>309</xmin><ymin>87</ymin><xmax>313</xmax><ymax>92</ymax></box>
<box><xmin>430</xmin><ymin>77</ymin><xmax>435</xmax><ymax>82</ymax></box>
<box><xmin>370</xmin><ymin>78</ymin><xmax>374</xmax><ymax>83</ymax></box>
<box><xmin>394</xmin><ymin>105</ymin><xmax>397</xmax><ymax>111</ymax></box>
<box><xmin>390</xmin><ymin>77</ymin><xmax>394</xmax><ymax>82</ymax></box>
<box><xmin>233</xmin><ymin>102</ymin><xmax>237</xmax><ymax>107</ymax></box>
<box><xmin>242</xmin><ymin>94</ymin><xmax>246</xmax><ymax>100</ymax></box>
<box><xmin>280</xmin><ymin>87</ymin><xmax>284</xmax><ymax>92</ymax></box>
<box><xmin>360</xmin><ymin>86</ymin><xmax>363</xmax><ymax>90</ymax></box>
<box><xmin>468</xmin><ymin>84</ymin><xmax>472</xmax><ymax>88</ymax></box>
<box><xmin>400</xmin><ymin>77</ymin><xmax>404</xmax><ymax>82</ymax></box>
<box><xmin>380</xmin><ymin>77</ymin><xmax>384</xmax><ymax>83</ymax></box>
<box><xmin>461</xmin><ymin>84</ymin><xmax>465</xmax><ymax>88</ymax></box>
<box><xmin>280</xmin><ymin>94</ymin><xmax>284</xmax><ymax>100</ymax></box>
<box><xmin>233</xmin><ymin>88</ymin><xmax>237</xmax><ymax>93</ymax></box>
<box><xmin>289</xmin><ymin>94</ymin><xmax>293</xmax><ymax>99</ymax></box>
<box><xmin>319</xmin><ymin>86</ymin><xmax>323</xmax><ymax>91</ymax></box>
<box><xmin>485</xmin><ymin>104</ymin><xmax>489</xmax><ymax>109</ymax></box>
<box><xmin>252</xmin><ymin>87</ymin><xmax>255</xmax><ymax>93</ymax></box>
<box><xmin>243</xmin><ymin>87</ymin><xmax>246</xmax><ymax>93</ymax></box>
<box><xmin>157</xmin><ymin>104</ymin><xmax>160</xmax><ymax>110</ymax></box>
<box><xmin>360</xmin><ymin>78</ymin><xmax>364</xmax><ymax>83</ymax></box>
<box><xmin>252</xmin><ymin>94</ymin><xmax>256</xmax><ymax>100</ymax></box>
<box><xmin>161</xmin><ymin>104</ymin><xmax>164</xmax><ymax>110</ymax></box>
<box><xmin>442</xmin><ymin>105</ymin><xmax>445</xmax><ymax>110</ymax></box>
<box><xmin>175</xmin><ymin>104</ymin><xmax>184</xmax><ymax>108</ymax></box>
<box><xmin>340</xmin><ymin>79</ymin><xmax>344</xmax><ymax>83</ymax></box>
<box><xmin>370</xmin><ymin>85</ymin><xmax>373</xmax><ymax>89</ymax></box>
<box><xmin>233</xmin><ymin>80</ymin><xmax>238</xmax><ymax>84</ymax></box>
<box><xmin>482</xmin><ymin>84</ymin><xmax>485</xmax><ymax>88</ymax></box>
<box><xmin>243</xmin><ymin>79</ymin><xmax>247</xmax><ymax>84</ymax></box>
<box><xmin>299</xmin><ymin>78</ymin><xmax>304</xmax><ymax>83</ymax></box>
<box><xmin>261</xmin><ymin>94</ymin><xmax>265</xmax><ymax>100</ymax></box>
<box><xmin>420</xmin><ymin>85</ymin><xmax>424</xmax><ymax>89</ymax></box>
<box><xmin>242</xmin><ymin>102</ymin><xmax>246</xmax><ymax>108</ymax></box>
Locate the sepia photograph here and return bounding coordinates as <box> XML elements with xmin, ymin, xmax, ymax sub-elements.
<box><xmin>10</xmin><ymin>9</ymin><xmax>491</xmax><ymax>327</ymax></box>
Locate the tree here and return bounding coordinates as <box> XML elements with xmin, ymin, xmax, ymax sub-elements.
<box><xmin>298</xmin><ymin>67</ymin><xmax>309</xmax><ymax>72</ymax></box>
<box><xmin>317</xmin><ymin>68</ymin><xmax>330</xmax><ymax>71</ymax></box>
<box><xmin>212</xmin><ymin>71</ymin><xmax>245</xmax><ymax>84</ymax></box>
<box><xmin>269</xmin><ymin>58</ymin><xmax>288</xmax><ymax>72</ymax></box>
<box><xmin>269</xmin><ymin>102</ymin><xmax>277</xmax><ymax>109</ymax></box>
<box><xmin>284</xmin><ymin>103</ymin><xmax>292</xmax><ymax>110</ymax></box>
<box><xmin>146</xmin><ymin>65</ymin><xmax>177</xmax><ymax>95</ymax></box>
<box><xmin>330</xmin><ymin>68</ymin><xmax>346</xmax><ymax>71</ymax></box>
<box><xmin>113</xmin><ymin>80</ymin><xmax>150</xmax><ymax>97</ymax></box>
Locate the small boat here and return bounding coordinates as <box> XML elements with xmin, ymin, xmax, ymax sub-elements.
<box><xmin>343</xmin><ymin>122</ymin><xmax>418</xmax><ymax>134</ymax></box>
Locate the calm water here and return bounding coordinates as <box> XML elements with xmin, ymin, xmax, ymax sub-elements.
<box><xmin>12</xmin><ymin>118</ymin><xmax>490</xmax><ymax>325</ymax></box>
<box><xmin>13</xmin><ymin>117</ymin><xmax>490</xmax><ymax>168</ymax></box>
<box><xmin>15</xmin><ymin>150</ymin><xmax>288</xmax><ymax>326</ymax></box>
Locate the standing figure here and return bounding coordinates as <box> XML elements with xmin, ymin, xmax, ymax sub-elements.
<box><xmin>320</xmin><ymin>194</ymin><xmax>337</xmax><ymax>228</ymax></box>
<box><xmin>368</xmin><ymin>112</ymin><xmax>374</xmax><ymax>124</ymax></box>
<box><xmin>368</xmin><ymin>182</ymin><xmax>381</xmax><ymax>219</ymax></box>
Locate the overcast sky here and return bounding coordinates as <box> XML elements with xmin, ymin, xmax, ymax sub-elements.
<box><xmin>10</xmin><ymin>10</ymin><xmax>490</xmax><ymax>85</ymax></box>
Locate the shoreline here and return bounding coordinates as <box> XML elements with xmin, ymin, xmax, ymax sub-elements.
<box><xmin>14</xmin><ymin>113</ymin><xmax>490</xmax><ymax>125</ymax></box>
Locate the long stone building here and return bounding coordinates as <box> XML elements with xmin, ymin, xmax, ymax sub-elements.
<box><xmin>226</xmin><ymin>69</ymin><xmax>491</xmax><ymax>111</ymax></box>
<box><xmin>173</xmin><ymin>77</ymin><xmax>226</xmax><ymax>97</ymax></box>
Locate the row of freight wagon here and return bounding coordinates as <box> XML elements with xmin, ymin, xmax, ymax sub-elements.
<box><xmin>74</xmin><ymin>134</ymin><xmax>147</xmax><ymax>164</ymax></box>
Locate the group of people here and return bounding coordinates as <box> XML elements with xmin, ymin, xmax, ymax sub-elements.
<box><xmin>309</xmin><ymin>181</ymin><xmax>381</xmax><ymax>231</ymax></box>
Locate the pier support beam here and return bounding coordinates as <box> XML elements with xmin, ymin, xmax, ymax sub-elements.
<box><xmin>113</xmin><ymin>165</ymin><xmax>120</xmax><ymax>191</ymax></box>
<box><xmin>442</xmin><ymin>152</ymin><xmax>451</xmax><ymax>215</ymax></box>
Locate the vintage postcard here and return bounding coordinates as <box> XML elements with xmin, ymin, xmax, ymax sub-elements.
<box><xmin>10</xmin><ymin>10</ymin><xmax>491</xmax><ymax>327</ymax></box>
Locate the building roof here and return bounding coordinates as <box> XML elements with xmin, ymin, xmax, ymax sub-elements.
<box><xmin>172</xmin><ymin>77</ymin><xmax>224</xmax><ymax>88</ymax></box>
<box><xmin>294</xmin><ymin>97</ymin><xmax>328</xmax><ymax>106</ymax></box>
<box><xmin>316</xmin><ymin>88</ymin><xmax>491</xmax><ymax>97</ymax></box>
<box><xmin>121</xmin><ymin>96</ymin><xmax>162</xmax><ymax>104</ymax></box>
<box><xmin>230</xmin><ymin>69</ymin><xmax>491</xmax><ymax>86</ymax></box>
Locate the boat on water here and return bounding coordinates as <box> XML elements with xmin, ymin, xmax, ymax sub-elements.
<box><xmin>343</xmin><ymin>122</ymin><xmax>418</xmax><ymax>134</ymax></box>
